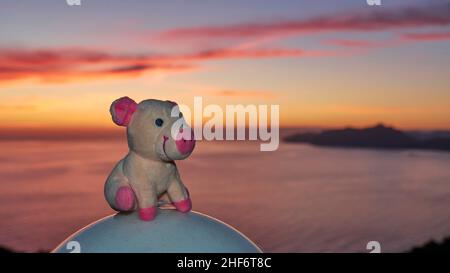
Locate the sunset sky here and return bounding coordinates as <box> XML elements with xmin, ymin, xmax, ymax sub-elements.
<box><xmin>1</xmin><ymin>0</ymin><xmax>450</xmax><ymax>130</ymax></box>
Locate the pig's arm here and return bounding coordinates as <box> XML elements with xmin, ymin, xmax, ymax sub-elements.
<box><xmin>166</xmin><ymin>169</ymin><xmax>192</xmax><ymax>213</ymax></box>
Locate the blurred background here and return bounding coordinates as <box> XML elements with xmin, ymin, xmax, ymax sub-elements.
<box><xmin>0</xmin><ymin>0</ymin><xmax>450</xmax><ymax>252</ymax></box>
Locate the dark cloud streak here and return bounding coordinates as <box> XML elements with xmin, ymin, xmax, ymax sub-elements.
<box><xmin>156</xmin><ymin>2</ymin><xmax>450</xmax><ymax>41</ymax></box>
<box><xmin>0</xmin><ymin>46</ymin><xmax>320</xmax><ymax>84</ymax></box>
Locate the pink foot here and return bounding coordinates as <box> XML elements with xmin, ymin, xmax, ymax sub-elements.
<box><xmin>173</xmin><ymin>198</ymin><xmax>192</xmax><ymax>213</ymax></box>
<box><xmin>139</xmin><ymin>207</ymin><xmax>157</xmax><ymax>221</ymax></box>
<box><xmin>115</xmin><ymin>186</ymin><xmax>135</xmax><ymax>211</ymax></box>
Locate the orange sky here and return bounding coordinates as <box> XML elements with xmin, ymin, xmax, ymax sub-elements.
<box><xmin>1</xmin><ymin>1</ymin><xmax>450</xmax><ymax>130</ymax></box>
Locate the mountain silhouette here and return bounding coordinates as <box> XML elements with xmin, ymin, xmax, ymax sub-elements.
<box><xmin>285</xmin><ymin>124</ymin><xmax>450</xmax><ymax>151</ymax></box>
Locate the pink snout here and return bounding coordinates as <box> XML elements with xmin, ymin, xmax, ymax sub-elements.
<box><xmin>175</xmin><ymin>130</ymin><xmax>195</xmax><ymax>155</ymax></box>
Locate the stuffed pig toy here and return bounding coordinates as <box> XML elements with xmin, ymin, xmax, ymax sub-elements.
<box><xmin>104</xmin><ymin>97</ymin><xmax>195</xmax><ymax>221</ymax></box>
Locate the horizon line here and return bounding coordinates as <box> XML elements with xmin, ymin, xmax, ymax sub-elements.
<box><xmin>0</xmin><ymin>123</ymin><xmax>449</xmax><ymax>136</ymax></box>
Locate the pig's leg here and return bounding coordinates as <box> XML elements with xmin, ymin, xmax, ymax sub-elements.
<box><xmin>135</xmin><ymin>186</ymin><xmax>158</xmax><ymax>221</ymax></box>
<box><xmin>104</xmin><ymin>162</ymin><xmax>136</xmax><ymax>212</ymax></box>
<box><xmin>129</xmin><ymin>178</ymin><xmax>158</xmax><ymax>221</ymax></box>
<box><xmin>166</xmin><ymin>174</ymin><xmax>191</xmax><ymax>213</ymax></box>
<box><xmin>123</xmin><ymin>155</ymin><xmax>159</xmax><ymax>221</ymax></box>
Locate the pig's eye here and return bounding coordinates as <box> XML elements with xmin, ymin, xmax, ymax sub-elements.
<box><xmin>179</xmin><ymin>112</ymin><xmax>183</xmax><ymax>118</ymax></box>
<box><xmin>155</xmin><ymin>118</ymin><xmax>164</xmax><ymax>127</ymax></box>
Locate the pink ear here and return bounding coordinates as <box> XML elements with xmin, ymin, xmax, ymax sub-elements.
<box><xmin>166</xmin><ymin>100</ymin><xmax>178</xmax><ymax>106</ymax></box>
<box><xmin>110</xmin><ymin>97</ymin><xmax>138</xmax><ymax>126</ymax></box>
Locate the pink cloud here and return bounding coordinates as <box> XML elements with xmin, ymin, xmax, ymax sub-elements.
<box><xmin>0</xmin><ymin>48</ymin><xmax>192</xmax><ymax>83</ymax></box>
<box><xmin>0</xmin><ymin>46</ymin><xmax>327</xmax><ymax>84</ymax></box>
<box><xmin>181</xmin><ymin>47</ymin><xmax>322</xmax><ymax>60</ymax></box>
<box><xmin>325</xmin><ymin>39</ymin><xmax>385</xmax><ymax>48</ymax></box>
<box><xmin>325</xmin><ymin>30</ymin><xmax>450</xmax><ymax>50</ymax></box>
<box><xmin>402</xmin><ymin>31</ymin><xmax>450</xmax><ymax>41</ymax></box>
<box><xmin>155</xmin><ymin>2</ymin><xmax>450</xmax><ymax>42</ymax></box>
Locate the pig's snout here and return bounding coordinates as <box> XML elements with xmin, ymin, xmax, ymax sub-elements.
<box><xmin>175</xmin><ymin>130</ymin><xmax>195</xmax><ymax>155</ymax></box>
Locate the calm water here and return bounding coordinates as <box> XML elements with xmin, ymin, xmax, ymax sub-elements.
<box><xmin>1</xmin><ymin>139</ymin><xmax>450</xmax><ymax>252</ymax></box>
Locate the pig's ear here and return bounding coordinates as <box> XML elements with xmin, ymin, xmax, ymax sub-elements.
<box><xmin>110</xmin><ymin>97</ymin><xmax>138</xmax><ymax>126</ymax></box>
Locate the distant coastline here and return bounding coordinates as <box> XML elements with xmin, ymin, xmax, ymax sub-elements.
<box><xmin>284</xmin><ymin>124</ymin><xmax>450</xmax><ymax>152</ymax></box>
<box><xmin>408</xmin><ymin>237</ymin><xmax>450</xmax><ymax>253</ymax></box>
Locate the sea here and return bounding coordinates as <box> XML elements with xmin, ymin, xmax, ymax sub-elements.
<box><xmin>1</xmin><ymin>138</ymin><xmax>450</xmax><ymax>252</ymax></box>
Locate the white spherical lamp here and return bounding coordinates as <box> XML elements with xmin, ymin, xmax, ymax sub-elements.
<box><xmin>53</xmin><ymin>209</ymin><xmax>262</xmax><ymax>253</ymax></box>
